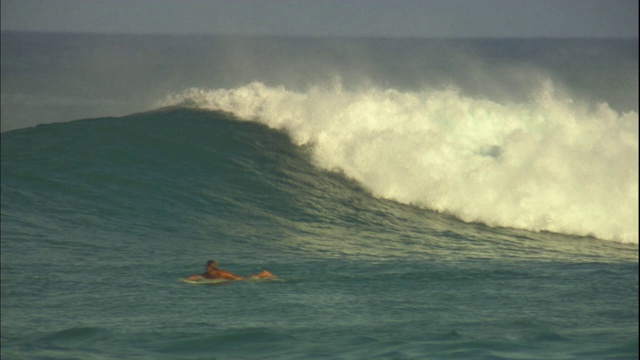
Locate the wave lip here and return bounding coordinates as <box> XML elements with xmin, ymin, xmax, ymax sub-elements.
<box><xmin>161</xmin><ymin>82</ymin><xmax>639</xmax><ymax>244</ymax></box>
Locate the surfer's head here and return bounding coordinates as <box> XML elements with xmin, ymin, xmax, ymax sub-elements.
<box><xmin>206</xmin><ymin>260</ymin><xmax>218</xmax><ymax>269</ymax></box>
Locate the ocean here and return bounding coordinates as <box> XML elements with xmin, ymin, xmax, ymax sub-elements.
<box><xmin>1</xmin><ymin>32</ymin><xmax>638</xmax><ymax>359</ymax></box>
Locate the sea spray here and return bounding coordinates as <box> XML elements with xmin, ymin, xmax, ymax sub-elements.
<box><xmin>161</xmin><ymin>82</ymin><xmax>638</xmax><ymax>243</ymax></box>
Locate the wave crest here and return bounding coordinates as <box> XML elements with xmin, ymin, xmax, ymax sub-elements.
<box><xmin>161</xmin><ymin>82</ymin><xmax>639</xmax><ymax>243</ymax></box>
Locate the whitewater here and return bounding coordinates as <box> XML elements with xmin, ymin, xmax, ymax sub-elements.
<box><xmin>161</xmin><ymin>81</ymin><xmax>638</xmax><ymax>244</ymax></box>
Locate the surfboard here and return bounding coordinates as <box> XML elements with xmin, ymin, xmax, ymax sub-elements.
<box><xmin>179</xmin><ymin>277</ymin><xmax>282</xmax><ymax>285</ymax></box>
<box><xmin>179</xmin><ymin>278</ymin><xmax>230</xmax><ymax>285</ymax></box>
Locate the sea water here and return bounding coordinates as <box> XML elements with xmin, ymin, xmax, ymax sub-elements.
<box><xmin>1</xmin><ymin>32</ymin><xmax>638</xmax><ymax>359</ymax></box>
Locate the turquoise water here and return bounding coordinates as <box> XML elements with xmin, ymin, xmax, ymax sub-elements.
<box><xmin>1</xmin><ymin>33</ymin><xmax>638</xmax><ymax>359</ymax></box>
<box><xmin>2</xmin><ymin>109</ymin><xmax>637</xmax><ymax>359</ymax></box>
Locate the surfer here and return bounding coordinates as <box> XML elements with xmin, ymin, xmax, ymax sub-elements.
<box><xmin>186</xmin><ymin>260</ymin><xmax>275</xmax><ymax>281</ymax></box>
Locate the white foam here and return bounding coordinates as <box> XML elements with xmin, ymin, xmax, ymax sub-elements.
<box><xmin>161</xmin><ymin>82</ymin><xmax>639</xmax><ymax>244</ymax></box>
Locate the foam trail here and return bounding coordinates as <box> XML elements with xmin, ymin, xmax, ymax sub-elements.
<box><xmin>161</xmin><ymin>82</ymin><xmax>638</xmax><ymax>243</ymax></box>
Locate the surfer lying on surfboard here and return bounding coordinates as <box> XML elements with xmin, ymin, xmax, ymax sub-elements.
<box><xmin>186</xmin><ymin>260</ymin><xmax>276</xmax><ymax>281</ymax></box>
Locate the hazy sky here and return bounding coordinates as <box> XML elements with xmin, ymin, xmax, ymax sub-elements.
<box><xmin>1</xmin><ymin>0</ymin><xmax>638</xmax><ymax>38</ymax></box>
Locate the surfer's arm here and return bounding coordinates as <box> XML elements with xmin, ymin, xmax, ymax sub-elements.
<box><xmin>216</xmin><ymin>270</ymin><xmax>244</xmax><ymax>280</ymax></box>
<box><xmin>186</xmin><ymin>274</ymin><xmax>204</xmax><ymax>281</ymax></box>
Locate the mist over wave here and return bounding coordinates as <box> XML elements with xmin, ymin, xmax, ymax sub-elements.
<box><xmin>3</xmin><ymin>34</ymin><xmax>637</xmax><ymax>132</ymax></box>
<box><xmin>161</xmin><ymin>81</ymin><xmax>638</xmax><ymax>244</ymax></box>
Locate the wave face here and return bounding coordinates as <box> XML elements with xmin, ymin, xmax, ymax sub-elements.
<box><xmin>161</xmin><ymin>82</ymin><xmax>638</xmax><ymax>244</ymax></box>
